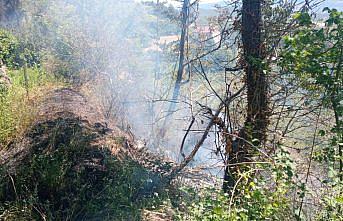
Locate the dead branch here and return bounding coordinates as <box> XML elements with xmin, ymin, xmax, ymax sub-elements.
<box><xmin>168</xmin><ymin>85</ymin><xmax>246</xmax><ymax>179</ymax></box>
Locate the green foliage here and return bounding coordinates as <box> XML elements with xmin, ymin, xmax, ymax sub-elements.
<box><xmin>293</xmin><ymin>12</ymin><xmax>312</xmax><ymax>26</ymax></box>
<box><xmin>281</xmin><ymin>8</ymin><xmax>343</xmax><ymax>219</ymax></box>
<box><xmin>282</xmin><ymin>10</ymin><xmax>342</xmax><ymax>92</ymax></box>
<box><xmin>176</xmin><ymin>182</ymin><xmax>291</xmax><ymax>221</ymax></box>
<box><xmin>175</xmin><ymin>187</ymin><xmax>231</xmax><ymax>221</ymax></box>
<box><xmin>281</xmin><ymin>8</ymin><xmax>342</xmax><ymax>115</ymax></box>
<box><xmin>0</xmin><ymin>29</ymin><xmax>40</xmax><ymax>69</ymax></box>
<box><xmin>316</xmin><ymin>167</ymin><xmax>343</xmax><ymax>221</ymax></box>
<box><xmin>0</xmin><ymin>67</ymin><xmax>63</xmax><ymax>146</ymax></box>
<box><xmin>281</xmin><ymin>7</ymin><xmax>343</xmax><ymax>164</ymax></box>
<box><xmin>0</xmin><ymin>29</ymin><xmax>19</xmax><ymax>68</ymax></box>
<box><xmin>176</xmin><ymin>151</ymin><xmax>294</xmax><ymax>221</ymax></box>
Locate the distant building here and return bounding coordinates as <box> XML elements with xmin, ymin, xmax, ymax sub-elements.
<box><xmin>144</xmin><ymin>35</ymin><xmax>179</xmax><ymax>52</ymax></box>
<box><xmin>158</xmin><ymin>35</ymin><xmax>179</xmax><ymax>45</ymax></box>
<box><xmin>144</xmin><ymin>25</ymin><xmax>222</xmax><ymax>53</ymax></box>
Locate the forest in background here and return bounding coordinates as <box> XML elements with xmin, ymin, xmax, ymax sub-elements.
<box><xmin>0</xmin><ymin>0</ymin><xmax>342</xmax><ymax>220</ymax></box>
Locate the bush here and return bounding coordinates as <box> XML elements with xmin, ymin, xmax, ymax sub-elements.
<box><xmin>0</xmin><ymin>116</ymin><xmax>169</xmax><ymax>220</ymax></box>
<box><xmin>175</xmin><ymin>182</ymin><xmax>291</xmax><ymax>221</ymax></box>
<box><xmin>0</xmin><ymin>29</ymin><xmax>40</xmax><ymax>69</ymax></box>
<box><xmin>176</xmin><ymin>150</ymin><xmax>295</xmax><ymax>221</ymax></box>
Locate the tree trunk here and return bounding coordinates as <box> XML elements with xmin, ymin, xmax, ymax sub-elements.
<box><xmin>160</xmin><ymin>0</ymin><xmax>189</xmax><ymax>138</ymax></box>
<box><xmin>168</xmin><ymin>0</ymin><xmax>189</xmax><ymax>112</ymax></box>
<box><xmin>223</xmin><ymin>0</ymin><xmax>268</xmax><ymax>193</ymax></box>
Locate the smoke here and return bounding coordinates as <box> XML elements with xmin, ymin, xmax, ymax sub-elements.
<box><xmin>0</xmin><ymin>0</ymin><xmax>21</xmax><ymax>28</ymax></box>
<box><xmin>1</xmin><ymin>0</ymin><xmax>227</xmax><ymax>176</ymax></box>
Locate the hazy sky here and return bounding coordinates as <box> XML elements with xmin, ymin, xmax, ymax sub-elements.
<box><xmin>138</xmin><ymin>0</ymin><xmax>343</xmax><ymax>9</ymax></box>
<box><xmin>170</xmin><ymin>0</ymin><xmax>222</xmax><ymax>5</ymax></box>
<box><xmin>136</xmin><ymin>0</ymin><xmax>342</xmax><ymax>9</ymax></box>
<box><xmin>196</xmin><ymin>0</ymin><xmax>222</xmax><ymax>3</ymax></box>
<box><xmin>136</xmin><ymin>0</ymin><xmax>223</xmax><ymax>6</ymax></box>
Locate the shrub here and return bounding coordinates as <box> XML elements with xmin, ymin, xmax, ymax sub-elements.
<box><xmin>0</xmin><ymin>29</ymin><xmax>40</xmax><ymax>69</ymax></box>
<box><xmin>176</xmin><ymin>150</ymin><xmax>295</xmax><ymax>220</ymax></box>
<box><xmin>0</xmin><ymin>117</ymin><xmax>168</xmax><ymax>220</ymax></box>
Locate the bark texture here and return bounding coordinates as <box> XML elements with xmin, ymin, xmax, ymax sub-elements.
<box><xmin>223</xmin><ymin>0</ymin><xmax>269</xmax><ymax>192</ymax></box>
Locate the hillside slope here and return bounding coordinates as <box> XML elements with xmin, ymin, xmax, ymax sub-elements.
<box><xmin>0</xmin><ymin>87</ymin><xmax>176</xmax><ymax>220</ymax></box>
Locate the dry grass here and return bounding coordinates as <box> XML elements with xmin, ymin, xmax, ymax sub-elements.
<box><xmin>0</xmin><ymin>67</ymin><xmax>65</xmax><ymax>147</ymax></box>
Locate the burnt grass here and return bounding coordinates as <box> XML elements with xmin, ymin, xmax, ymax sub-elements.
<box><xmin>0</xmin><ymin>89</ymin><xmax>170</xmax><ymax>220</ymax></box>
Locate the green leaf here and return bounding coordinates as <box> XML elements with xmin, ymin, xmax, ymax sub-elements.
<box><xmin>319</xmin><ymin>130</ymin><xmax>326</xmax><ymax>136</ymax></box>
<box><xmin>293</xmin><ymin>12</ymin><xmax>312</xmax><ymax>26</ymax></box>
<box><xmin>213</xmin><ymin>206</ymin><xmax>223</xmax><ymax>215</ymax></box>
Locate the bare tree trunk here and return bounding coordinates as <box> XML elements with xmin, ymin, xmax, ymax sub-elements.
<box><xmin>332</xmin><ymin>47</ymin><xmax>343</xmax><ymax>182</ymax></box>
<box><xmin>169</xmin><ymin>0</ymin><xmax>189</xmax><ymax>112</ymax></box>
<box><xmin>160</xmin><ymin>0</ymin><xmax>189</xmax><ymax>138</ymax></box>
<box><xmin>223</xmin><ymin>0</ymin><xmax>268</xmax><ymax>193</ymax></box>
